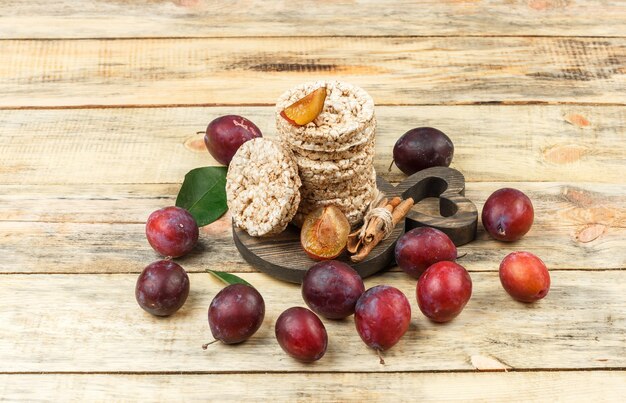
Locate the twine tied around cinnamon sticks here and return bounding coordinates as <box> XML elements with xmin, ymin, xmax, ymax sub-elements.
<box><xmin>348</xmin><ymin>193</ymin><xmax>415</xmax><ymax>262</ymax></box>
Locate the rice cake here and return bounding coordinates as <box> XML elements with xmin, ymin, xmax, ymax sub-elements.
<box><xmin>226</xmin><ymin>138</ymin><xmax>301</xmax><ymax>237</ymax></box>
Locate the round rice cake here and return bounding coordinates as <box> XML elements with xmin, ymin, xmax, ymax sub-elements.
<box><xmin>291</xmin><ymin>135</ymin><xmax>374</xmax><ymax>162</ymax></box>
<box><xmin>298</xmin><ymin>155</ymin><xmax>374</xmax><ymax>185</ymax></box>
<box><xmin>294</xmin><ymin>142</ymin><xmax>374</xmax><ymax>178</ymax></box>
<box><xmin>279</xmin><ymin>115</ymin><xmax>376</xmax><ymax>153</ymax></box>
<box><xmin>276</xmin><ymin>81</ymin><xmax>376</xmax><ymax>152</ymax></box>
<box><xmin>226</xmin><ymin>138</ymin><xmax>301</xmax><ymax>237</ymax></box>
<box><xmin>299</xmin><ymin>188</ymin><xmax>376</xmax><ymax>217</ymax></box>
<box><xmin>299</xmin><ymin>167</ymin><xmax>376</xmax><ymax>201</ymax></box>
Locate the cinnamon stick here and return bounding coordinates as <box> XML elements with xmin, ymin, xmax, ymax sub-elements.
<box><xmin>389</xmin><ymin>197</ymin><xmax>402</xmax><ymax>208</ymax></box>
<box><xmin>346</xmin><ymin>229</ymin><xmax>362</xmax><ymax>254</ymax></box>
<box><xmin>364</xmin><ymin>196</ymin><xmax>402</xmax><ymax>243</ymax></box>
<box><xmin>351</xmin><ymin>197</ymin><xmax>415</xmax><ymax>262</ymax></box>
<box><xmin>390</xmin><ymin>198</ymin><xmax>415</xmax><ymax>226</ymax></box>
<box><xmin>376</xmin><ymin>197</ymin><xmax>389</xmax><ymax>209</ymax></box>
<box><xmin>347</xmin><ymin>197</ymin><xmax>388</xmax><ymax>253</ymax></box>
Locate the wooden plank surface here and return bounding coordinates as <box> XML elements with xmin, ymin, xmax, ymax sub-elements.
<box><xmin>1</xmin><ymin>372</ymin><xmax>625</xmax><ymax>402</ymax></box>
<box><xmin>1</xmin><ymin>37</ymin><xmax>625</xmax><ymax>108</ymax></box>
<box><xmin>3</xmin><ymin>1</ymin><xmax>626</xmax><ymax>400</ymax></box>
<box><xmin>1</xmin><ymin>182</ymin><xmax>623</xmax><ymax>274</ymax></box>
<box><xmin>1</xmin><ymin>1</ymin><xmax>625</xmax><ymax>39</ymax></box>
<box><xmin>1</xmin><ymin>105</ymin><xmax>624</xmax><ymax>185</ymax></box>
<box><xmin>0</xmin><ymin>271</ymin><xmax>623</xmax><ymax>372</ymax></box>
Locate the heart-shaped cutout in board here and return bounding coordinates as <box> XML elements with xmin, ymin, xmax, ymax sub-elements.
<box><xmin>233</xmin><ymin>167</ymin><xmax>477</xmax><ymax>283</ymax></box>
<box><xmin>398</xmin><ymin>166</ymin><xmax>478</xmax><ymax>246</ymax></box>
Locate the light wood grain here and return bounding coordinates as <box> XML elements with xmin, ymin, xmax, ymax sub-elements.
<box><xmin>1</xmin><ymin>0</ymin><xmax>625</xmax><ymax>39</ymax></box>
<box><xmin>0</xmin><ymin>184</ymin><xmax>180</xmax><ymax>223</ymax></box>
<box><xmin>1</xmin><ymin>37</ymin><xmax>625</xmax><ymax>108</ymax></box>
<box><xmin>1</xmin><ymin>105</ymin><xmax>625</xmax><ymax>185</ymax></box>
<box><xmin>0</xmin><ymin>271</ymin><xmax>623</xmax><ymax>372</ymax></box>
<box><xmin>1</xmin><ymin>371</ymin><xmax>625</xmax><ymax>402</ymax></box>
<box><xmin>1</xmin><ymin>181</ymin><xmax>623</xmax><ymax>274</ymax></box>
<box><xmin>2</xmin><ymin>1</ymin><xmax>624</xmax><ymax>400</ymax></box>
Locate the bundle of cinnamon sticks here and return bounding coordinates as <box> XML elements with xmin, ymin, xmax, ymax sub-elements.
<box><xmin>348</xmin><ymin>196</ymin><xmax>415</xmax><ymax>262</ymax></box>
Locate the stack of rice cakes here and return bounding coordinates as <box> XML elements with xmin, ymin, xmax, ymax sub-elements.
<box><xmin>276</xmin><ymin>81</ymin><xmax>377</xmax><ymax>227</ymax></box>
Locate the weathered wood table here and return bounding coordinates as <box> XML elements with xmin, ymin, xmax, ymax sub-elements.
<box><xmin>1</xmin><ymin>1</ymin><xmax>625</xmax><ymax>401</ymax></box>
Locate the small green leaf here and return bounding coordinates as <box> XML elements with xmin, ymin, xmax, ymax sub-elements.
<box><xmin>176</xmin><ymin>166</ymin><xmax>228</xmax><ymax>227</ymax></box>
<box><xmin>206</xmin><ymin>269</ymin><xmax>252</xmax><ymax>287</ymax></box>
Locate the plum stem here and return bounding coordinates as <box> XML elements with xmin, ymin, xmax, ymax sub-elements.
<box><xmin>196</xmin><ymin>131</ymin><xmax>205</xmax><ymax>135</ymax></box>
<box><xmin>497</xmin><ymin>223</ymin><xmax>506</xmax><ymax>236</ymax></box>
<box><xmin>457</xmin><ymin>252</ymin><xmax>468</xmax><ymax>260</ymax></box>
<box><xmin>202</xmin><ymin>340</ymin><xmax>218</xmax><ymax>349</ymax></box>
<box><xmin>388</xmin><ymin>159</ymin><xmax>395</xmax><ymax>172</ymax></box>
<box><xmin>376</xmin><ymin>349</ymin><xmax>385</xmax><ymax>365</ymax></box>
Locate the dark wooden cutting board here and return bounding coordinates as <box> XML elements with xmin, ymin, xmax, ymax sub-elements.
<box><xmin>233</xmin><ymin>166</ymin><xmax>477</xmax><ymax>283</ymax></box>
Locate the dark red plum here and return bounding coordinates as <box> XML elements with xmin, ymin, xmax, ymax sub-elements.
<box><xmin>135</xmin><ymin>260</ymin><xmax>190</xmax><ymax>316</ymax></box>
<box><xmin>417</xmin><ymin>261</ymin><xmax>472</xmax><ymax>323</ymax></box>
<box><xmin>354</xmin><ymin>285</ymin><xmax>411</xmax><ymax>364</ymax></box>
<box><xmin>146</xmin><ymin>206</ymin><xmax>199</xmax><ymax>258</ymax></box>
<box><xmin>499</xmin><ymin>251</ymin><xmax>550</xmax><ymax>303</ymax></box>
<box><xmin>204</xmin><ymin>115</ymin><xmax>262</xmax><ymax>165</ymax></box>
<box><xmin>392</xmin><ymin>127</ymin><xmax>454</xmax><ymax>175</ymax></box>
<box><xmin>395</xmin><ymin>227</ymin><xmax>457</xmax><ymax>279</ymax></box>
<box><xmin>482</xmin><ymin>188</ymin><xmax>534</xmax><ymax>242</ymax></box>
<box><xmin>301</xmin><ymin>260</ymin><xmax>365</xmax><ymax>319</ymax></box>
<box><xmin>275</xmin><ymin>307</ymin><xmax>327</xmax><ymax>362</ymax></box>
<box><xmin>206</xmin><ymin>284</ymin><xmax>265</xmax><ymax>346</ymax></box>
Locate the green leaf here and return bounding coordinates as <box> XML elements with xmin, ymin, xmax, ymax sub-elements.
<box><xmin>176</xmin><ymin>166</ymin><xmax>228</xmax><ymax>227</ymax></box>
<box><xmin>206</xmin><ymin>269</ymin><xmax>252</xmax><ymax>287</ymax></box>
